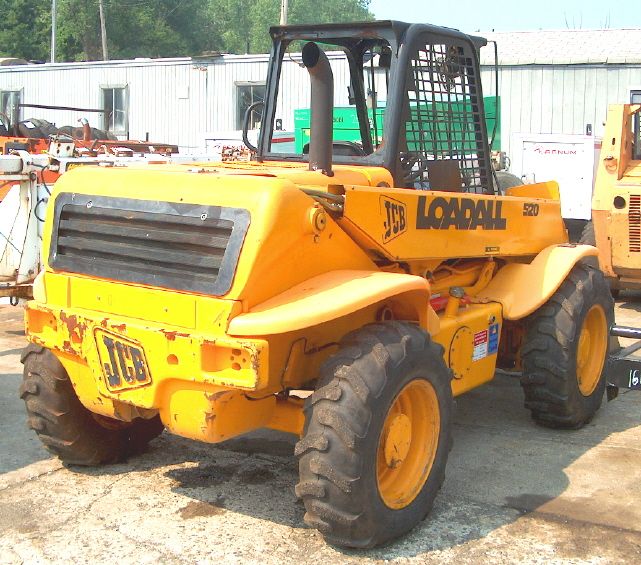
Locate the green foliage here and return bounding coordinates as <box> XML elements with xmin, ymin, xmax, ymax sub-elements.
<box><xmin>0</xmin><ymin>0</ymin><xmax>51</xmax><ymax>61</ymax></box>
<box><xmin>55</xmin><ymin>0</ymin><xmax>217</xmax><ymax>61</ymax></box>
<box><xmin>213</xmin><ymin>0</ymin><xmax>373</xmax><ymax>54</ymax></box>
<box><xmin>0</xmin><ymin>0</ymin><xmax>373</xmax><ymax>62</ymax></box>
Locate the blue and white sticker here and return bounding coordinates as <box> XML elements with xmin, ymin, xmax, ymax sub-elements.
<box><xmin>488</xmin><ymin>323</ymin><xmax>500</xmax><ymax>355</ymax></box>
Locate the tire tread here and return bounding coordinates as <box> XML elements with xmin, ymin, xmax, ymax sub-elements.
<box><xmin>520</xmin><ymin>264</ymin><xmax>613</xmax><ymax>429</ymax></box>
<box><xmin>295</xmin><ymin>322</ymin><xmax>452</xmax><ymax>548</ymax></box>
<box><xmin>20</xmin><ymin>344</ymin><xmax>163</xmax><ymax>465</ymax></box>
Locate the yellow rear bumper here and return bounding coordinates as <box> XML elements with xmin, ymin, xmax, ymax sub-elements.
<box><xmin>24</xmin><ymin>301</ymin><xmax>279</xmax><ymax>443</ymax></box>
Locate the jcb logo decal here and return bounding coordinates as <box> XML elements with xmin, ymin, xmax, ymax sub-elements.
<box><xmin>382</xmin><ymin>196</ymin><xmax>407</xmax><ymax>243</ymax></box>
<box><xmin>95</xmin><ymin>329</ymin><xmax>152</xmax><ymax>391</ymax></box>
<box><xmin>416</xmin><ymin>196</ymin><xmax>507</xmax><ymax>230</ymax></box>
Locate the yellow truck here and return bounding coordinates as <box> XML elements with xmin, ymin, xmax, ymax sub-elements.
<box><xmin>18</xmin><ymin>21</ymin><xmax>635</xmax><ymax>548</ymax></box>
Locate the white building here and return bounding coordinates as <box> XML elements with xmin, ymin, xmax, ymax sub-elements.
<box><xmin>1</xmin><ymin>28</ymin><xmax>640</xmax><ymax>155</ymax></box>
<box><xmin>480</xmin><ymin>28</ymin><xmax>641</xmax><ymax>155</ymax></box>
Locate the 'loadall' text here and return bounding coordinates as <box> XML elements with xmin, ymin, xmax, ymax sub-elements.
<box><xmin>416</xmin><ymin>196</ymin><xmax>507</xmax><ymax>230</ymax></box>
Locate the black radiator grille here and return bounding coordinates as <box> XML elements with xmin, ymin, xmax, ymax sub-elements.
<box><xmin>49</xmin><ymin>194</ymin><xmax>250</xmax><ymax>295</ymax></box>
<box><xmin>630</xmin><ymin>195</ymin><xmax>641</xmax><ymax>253</ymax></box>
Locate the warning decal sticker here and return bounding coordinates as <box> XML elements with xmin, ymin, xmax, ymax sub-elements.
<box><xmin>473</xmin><ymin>329</ymin><xmax>488</xmax><ymax>361</ymax></box>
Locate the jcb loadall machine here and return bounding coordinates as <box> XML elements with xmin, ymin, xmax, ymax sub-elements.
<box><xmin>580</xmin><ymin>104</ymin><xmax>641</xmax><ymax>293</ymax></box>
<box><xmin>21</xmin><ymin>21</ymin><xmax>619</xmax><ymax>548</ymax></box>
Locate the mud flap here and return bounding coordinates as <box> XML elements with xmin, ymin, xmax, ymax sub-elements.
<box><xmin>604</xmin><ymin>325</ymin><xmax>641</xmax><ymax>399</ymax></box>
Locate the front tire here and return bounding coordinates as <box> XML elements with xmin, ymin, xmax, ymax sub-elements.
<box><xmin>20</xmin><ymin>344</ymin><xmax>163</xmax><ymax>465</ymax></box>
<box><xmin>521</xmin><ymin>264</ymin><xmax>613</xmax><ymax>429</ymax></box>
<box><xmin>295</xmin><ymin>322</ymin><xmax>452</xmax><ymax>548</ymax></box>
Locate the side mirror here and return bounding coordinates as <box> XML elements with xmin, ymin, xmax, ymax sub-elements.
<box><xmin>242</xmin><ymin>101</ymin><xmax>264</xmax><ymax>152</ymax></box>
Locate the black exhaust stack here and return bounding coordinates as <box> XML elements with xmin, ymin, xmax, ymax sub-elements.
<box><xmin>302</xmin><ymin>42</ymin><xmax>333</xmax><ymax>176</ymax></box>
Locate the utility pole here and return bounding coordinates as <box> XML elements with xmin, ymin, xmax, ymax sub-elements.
<box><xmin>98</xmin><ymin>0</ymin><xmax>109</xmax><ymax>60</ymax></box>
<box><xmin>280</xmin><ymin>0</ymin><xmax>288</xmax><ymax>25</ymax></box>
<box><xmin>51</xmin><ymin>0</ymin><xmax>56</xmax><ymax>63</ymax></box>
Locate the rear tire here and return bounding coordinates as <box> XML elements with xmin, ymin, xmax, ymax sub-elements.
<box><xmin>295</xmin><ymin>322</ymin><xmax>452</xmax><ymax>548</ymax></box>
<box><xmin>494</xmin><ymin>170</ymin><xmax>523</xmax><ymax>194</ymax></box>
<box><xmin>579</xmin><ymin>220</ymin><xmax>621</xmax><ymax>297</ymax></box>
<box><xmin>20</xmin><ymin>344</ymin><xmax>163</xmax><ymax>465</ymax></box>
<box><xmin>578</xmin><ymin>221</ymin><xmax>599</xmax><ymax>269</ymax></box>
<box><xmin>521</xmin><ymin>264</ymin><xmax>613</xmax><ymax>429</ymax></box>
<box><xmin>17</xmin><ymin>118</ymin><xmax>58</xmax><ymax>139</ymax></box>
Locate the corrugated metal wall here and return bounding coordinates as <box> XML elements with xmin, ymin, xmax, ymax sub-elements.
<box><xmin>0</xmin><ymin>54</ymin><xmax>352</xmax><ymax>151</ymax></box>
<box><xmin>0</xmin><ymin>59</ymin><xmax>214</xmax><ymax>150</ymax></box>
<box><xmin>2</xmin><ymin>56</ymin><xmax>641</xmax><ymax>156</ymax></box>
<box><xmin>0</xmin><ymin>57</ymin><xmax>283</xmax><ymax>151</ymax></box>
<box><xmin>481</xmin><ymin>64</ymin><xmax>641</xmax><ymax>155</ymax></box>
<box><xmin>205</xmin><ymin>53</ymin><xmax>352</xmax><ymax>133</ymax></box>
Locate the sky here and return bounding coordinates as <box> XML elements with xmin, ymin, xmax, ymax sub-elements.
<box><xmin>369</xmin><ymin>0</ymin><xmax>641</xmax><ymax>33</ymax></box>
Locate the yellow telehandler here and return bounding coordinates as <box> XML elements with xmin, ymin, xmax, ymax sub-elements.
<box><xmin>18</xmin><ymin>21</ymin><xmax>638</xmax><ymax>548</ymax></box>
<box><xmin>580</xmin><ymin>104</ymin><xmax>641</xmax><ymax>294</ymax></box>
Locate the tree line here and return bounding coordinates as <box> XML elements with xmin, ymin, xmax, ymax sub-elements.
<box><xmin>0</xmin><ymin>0</ymin><xmax>373</xmax><ymax>62</ymax></box>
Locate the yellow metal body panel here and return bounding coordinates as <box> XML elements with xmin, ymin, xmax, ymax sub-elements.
<box><xmin>433</xmin><ymin>301</ymin><xmax>504</xmax><ymax>395</ymax></box>
<box><xmin>26</xmin><ymin>156</ymin><xmax>576</xmax><ymax>443</ymax></box>
<box><xmin>505</xmin><ymin>180</ymin><xmax>560</xmax><ymax>200</ymax></box>
<box><xmin>25</xmin><ymin>302</ymin><xmax>270</xmax><ymax>399</ymax></box>
<box><xmin>591</xmin><ymin>104</ymin><xmax>641</xmax><ymax>286</ymax></box>
<box><xmin>340</xmin><ymin>186</ymin><xmax>567</xmax><ymax>263</ymax></box>
<box><xmin>41</xmin><ymin>166</ymin><xmax>378</xmax><ymax>310</ymax></box>
<box><xmin>228</xmin><ymin>270</ymin><xmax>429</xmax><ymax>336</ymax></box>
<box><xmin>476</xmin><ymin>244</ymin><xmax>597</xmax><ymax>319</ymax></box>
<box><xmin>42</xmin><ymin>272</ymin><xmax>241</xmax><ymax>335</ymax></box>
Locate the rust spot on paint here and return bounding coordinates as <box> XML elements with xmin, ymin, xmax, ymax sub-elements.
<box><xmin>59</xmin><ymin>311</ymin><xmax>87</xmax><ymax>349</ymax></box>
<box><xmin>160</xmin><ymin>329</ymin><xmax>190</xmax><ymax>341</ymax></box>
<box><xmin>237</xmin><ymin>342</ymin><xmax>261</xmax><ymax>373</ymax></box>
<box><xmin>205</xmin><ymin>391</ymin><xmax>228</xmax><ymax>403</ymax></box>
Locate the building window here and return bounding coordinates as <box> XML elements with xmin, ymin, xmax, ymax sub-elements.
<box><xmin>102</xmin><ymin>86</ymin><xmax>128</xmax><ymax>136</ymax></box>
<box><xmin>236</xmin><ymin>83</ymin><xmax>265</xmax><ymax>130</ymax></box>
<box><xmin>0</xmin><ymin>90</ymin><xmax>22</xmax><ymax>127</ymax></box>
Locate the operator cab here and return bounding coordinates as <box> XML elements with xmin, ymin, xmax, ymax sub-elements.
<box><xmin>251</xmin><ymin>21</ymin><xmax>495</xmax><ymax>194</ymax></box>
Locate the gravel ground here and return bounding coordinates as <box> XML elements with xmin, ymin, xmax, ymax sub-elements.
<box><xmin>1</xmin><ymin>299</ymin><xmax>640</xmax><ymax>564</ymax></box>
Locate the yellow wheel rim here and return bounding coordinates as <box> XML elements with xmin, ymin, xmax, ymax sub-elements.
<box><xmin>576</xmin><ymin>304</ymin><xmax>608</xmax><ymax>396</ymax></box>
<box><xmin>376</xmin><ymin>379</ymin><xmax>440</xmax><ymax>510</ymax></box>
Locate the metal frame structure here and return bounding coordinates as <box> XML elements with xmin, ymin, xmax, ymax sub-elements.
<box><xmin>258</xmin><ymin>20</ymin><xmax>492</xmax><ymax>192</ymax></box>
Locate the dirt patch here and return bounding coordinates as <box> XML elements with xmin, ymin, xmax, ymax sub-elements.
<box><xmin>218</xmin><ymin>437</ymin><xmax>295</xmax><ymax>458</ymax></box>
<box><xmin>0</xmin><ymin>500</ymin><xmax>39</xmax><ymax>534</ymax></box>
<box><xmin>504</xmin><ymin>493</ymin><xmax>555</xmax><ymax>514</ymax></box>
<box><xmin>237</xmin><ymin>467</ymin><xmax>275</xmax><ymax>485</ymax></box>
<box><xmin>168</xmin><ymin>463</ymin><xmax>240</xmax><ymax>488</ymax></box>
<box><xmin>179</xmin><ymin>496</ymin><xmax>226</xmax><ymax>519</ymax></box>
<box><xmin>510</xmin><ymin>512</ymin><xmax>641</xmax><ymax>561</ymax></box>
